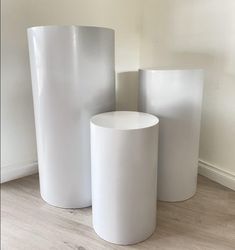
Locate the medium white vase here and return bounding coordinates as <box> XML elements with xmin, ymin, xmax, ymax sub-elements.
<box><xmin>27</xmin><ymin>26</ymin><xmax>115</xmax><ymax>208</ymax></box>
<box><xmin>139</xmin><ymin>69</ymin><xmax>204</xmax><ymax>202</ymax></box>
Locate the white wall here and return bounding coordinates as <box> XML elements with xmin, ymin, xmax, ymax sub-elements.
<box><xmin>140</xmin><ymin>0</ymin><xmax>235</xmax><ymax>187</ymax></box>
<box><xmin>1</xmin><ymin>0</ymin><xmax>143</xmax><ymax>182</ymax></box>
<box><xmin>2</xmin><ymin>0</ymin><xmax>235</xmax><ymax>187</ymax></box>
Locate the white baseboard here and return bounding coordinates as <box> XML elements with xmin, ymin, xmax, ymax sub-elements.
<box><xmin>1</xmin><ymin>161</ymin><xmax>38</xmax><ymax>184</ymax></box>
<box><xmin>1</xmin><ymin>159</ymin><xmax>234</xmax><ymax>191</ymax></box>
<box><xmin>198</xmin><ymin>159</ymin><xmax>235</xmax><ymax>191</ymax></box>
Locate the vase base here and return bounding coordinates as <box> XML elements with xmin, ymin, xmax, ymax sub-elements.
<box><xmin>40</xmin><ymin>192</ymin><xmax>91</xmax><ymax>209</ymax></box>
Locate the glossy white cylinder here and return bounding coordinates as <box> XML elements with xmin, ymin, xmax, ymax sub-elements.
<box><xmin>139</xmin><ymin>69</ymin><xmax>204</xmax><ymax>202</ymax></box>
<box><xmin>90</xmin><ymin>111</ymin><xmax>159</xmax><ymax>245</ymax></box>
<box><xmin>27</xmin><ymin>26</ymin><xmax>115</xmax><ymax>208</ymax></box>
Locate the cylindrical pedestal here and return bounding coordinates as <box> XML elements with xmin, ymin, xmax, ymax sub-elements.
<box><xmin>139</xmin><ymin>69</ymin><xmax>204</xmax><ymax>202</ymax></box>
<box><xmin>90</xmin><ymin>111</ymin><xmax>159</xmax><ymax>245</ymax></box>
<box><xmin>27</xmin><ymin>26</ymin><xmax>115</xmax><ymax>208</ymax></box>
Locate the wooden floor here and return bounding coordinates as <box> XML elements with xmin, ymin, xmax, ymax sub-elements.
<box><xmin>1</xmin><ymin>175</ymin><xmax>235</xmax><ymax>250</ymax></box>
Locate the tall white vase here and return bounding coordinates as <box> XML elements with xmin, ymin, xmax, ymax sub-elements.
<box><xmin>139</xmin><ymin>69</ymin><xmax>204</xmax><ymax>201</ymax></box>
<box><xmin>27</xmin><ymin>26</ymin><xmax>115</xmax><ymax>208</ymax></box>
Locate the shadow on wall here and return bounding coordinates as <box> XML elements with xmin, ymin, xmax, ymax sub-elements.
<box><xmin>116</xmin><ymin>71</ymin><xmax>139</xmax><ymax>111</ymax></box>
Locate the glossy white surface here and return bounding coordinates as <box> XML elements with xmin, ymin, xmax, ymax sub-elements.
<box><xmin>27</xmin><ymin>26</ymin><xmax>115</xmax><ymax>208</ymax></box>
<box><xmin>90</xmin><ymin>111</ymin><xmax>159</xmax><ymax>245</ymax></box>
<box><xmin>139</xmin><ymin>69</ymin><xmax>204</xmax><ymax>202</ymax></box>
<box><xmin>91</xmin><ymin>111</ymin><xmax>159</xmax><ymax>130</ymax></box>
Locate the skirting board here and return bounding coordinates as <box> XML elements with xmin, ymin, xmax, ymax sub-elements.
<box><xmin>1</xmin><ymin>160</ymin><xmax>234</xmax><ymax>191</ymax></box>
<box><xmin>198</xmin><ymin>159</ymin><xmax>235</xmax><ymax>191</ymax></box>
<box><xmin>1</xmin><ymin>162</ymin><xmax>38</xmax><ymax>184</ymax></box>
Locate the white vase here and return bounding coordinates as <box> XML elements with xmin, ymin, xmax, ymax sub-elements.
<box><xmin>27</xmin><ymin>26</ymin><xmax>115</xmax><ymax>208</ymax></box>
<box><xmin>90</xmin><ymin>111</ymin><xmax>159</xmax><ymax>245</ymax></box>
<box><xmin>139</xmin><ymin>69</ymin><xmax>204</xmax><ymax>201</ymax></box>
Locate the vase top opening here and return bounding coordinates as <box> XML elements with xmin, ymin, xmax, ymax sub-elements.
<box><xmin>140</xmin><ymin>68</ymin><xmax>203</xmax><ymax>72</ymax></box>
<box><xmin>27</xmin><ymin>25</ymin><xmax>114</xmax><ymax>32</ymax></box>
<box><xmin>91</xmin><ymin>111</ymin><xmax>159</xmax><ymax>131</ymax></box>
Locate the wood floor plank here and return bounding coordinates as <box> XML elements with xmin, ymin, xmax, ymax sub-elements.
<box><xmin>1</xmin><ymin>175</ymin><xmax>235</xmax><ymax>250</ymax></box>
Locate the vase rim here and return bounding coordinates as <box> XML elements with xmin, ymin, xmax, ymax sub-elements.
<box><xmin>90</xmin><ymin>111</ymin><xmax>159</xmax><ymax>131</ymax></box>
<box><xmin>27</xmin><ymin>25</ymin><xmax>114</xmax><ymax>32</ymax></box>
<box><xmin>139</xmin><ymin>68</ymin><xmax>203</xmax><ymax>72</ymax></box>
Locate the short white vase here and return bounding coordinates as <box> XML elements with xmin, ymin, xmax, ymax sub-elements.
<box><xmin>27</xmin><ymin>26</ymin><xmax>115</xmax><ymax>208</ymax></box>
<box><xmin>139</xmin><ymin>69</ymin><xmax>204</xmax><ymax>201</ymax></box>
<box><xmin>90</xmin><ymin>111</ymin><xmax>159</xmax><ymax>245</ymax></box>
